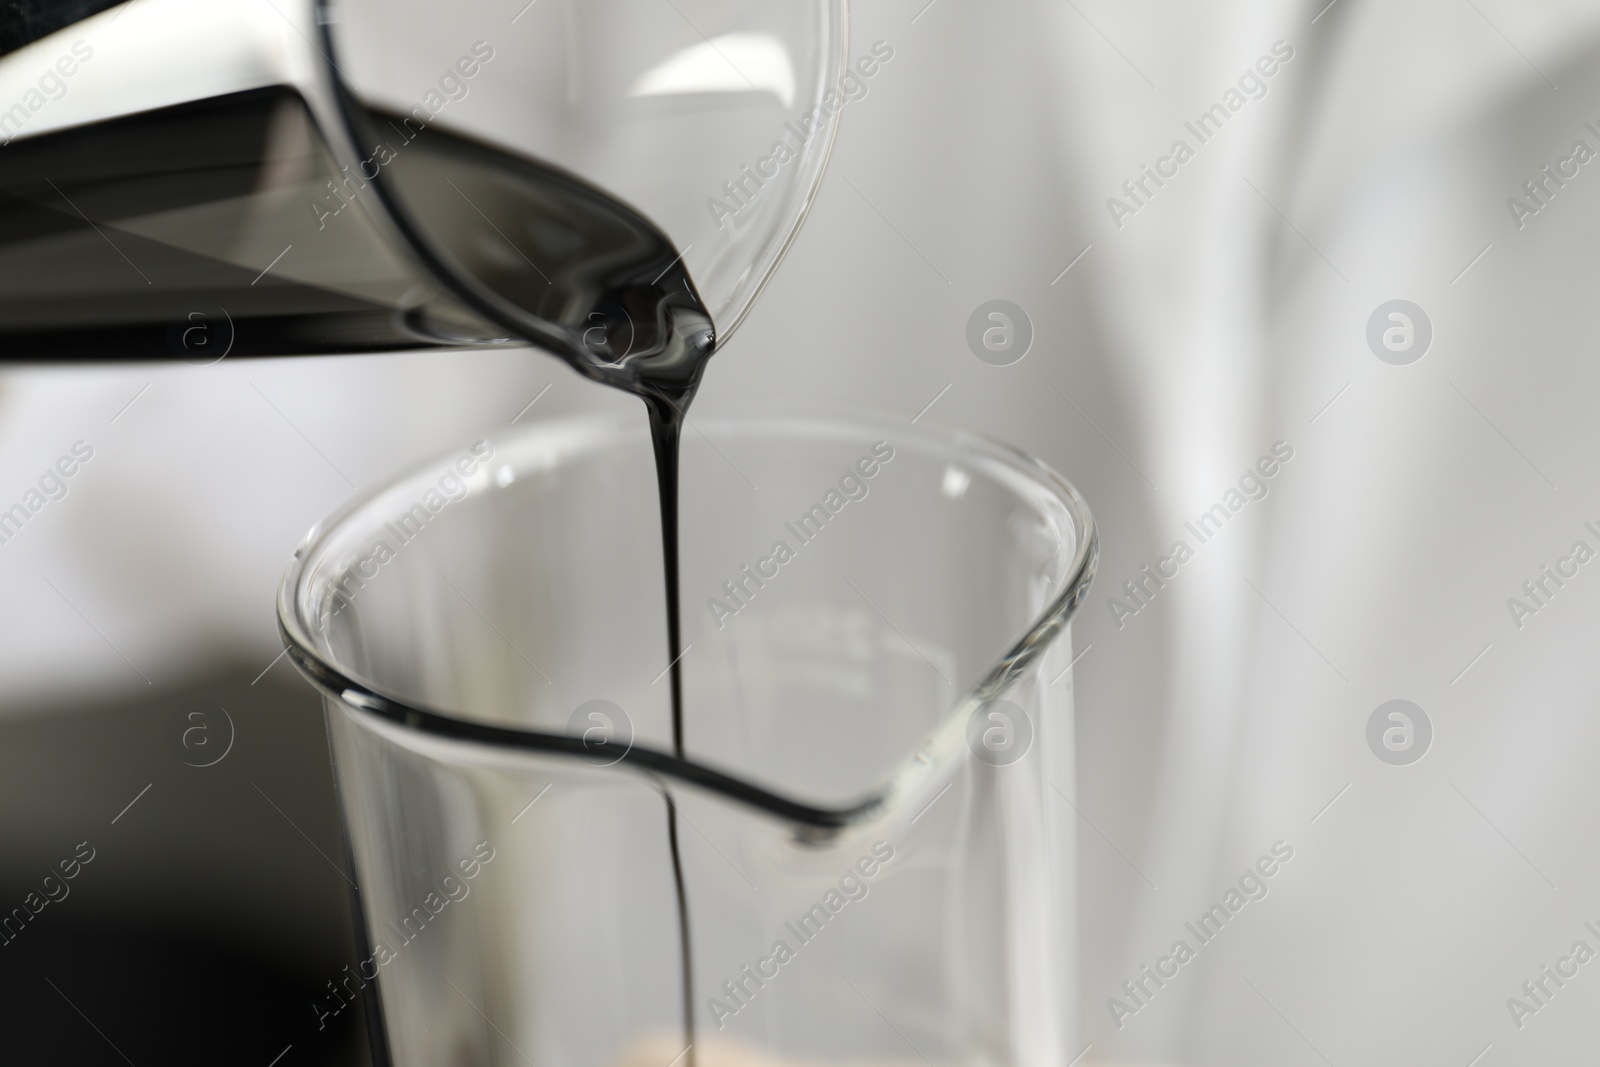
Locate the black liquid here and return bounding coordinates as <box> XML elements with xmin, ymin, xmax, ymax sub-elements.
<box><xmin>350</xmin><ymin>95</ymin><xmax>716</xmax><ymax>1067</ymax></box>
<box><xmin>0</xmin><ymin>88</ymin><xmax>461</xmax><ymax>357</ymax></box>
<box><xmin>0</xmin><ymin>87</ymin><xmax>711</xmax><ymax>1062</ymax></box>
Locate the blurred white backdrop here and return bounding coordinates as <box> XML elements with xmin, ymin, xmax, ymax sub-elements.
<box><xmin>6</xmin><ymin>0</ymin><xmax>1600</xmax><ymax>1063</ymax></box>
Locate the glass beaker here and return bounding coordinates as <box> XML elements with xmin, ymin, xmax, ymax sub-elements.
<box><xmin>278</xmin><ymin>410</ymin><xmax>1096</xmax><ymax>1067</ymax></box>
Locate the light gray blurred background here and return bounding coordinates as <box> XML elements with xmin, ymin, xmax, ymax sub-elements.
<box><xmin>6</xmin><ymin>0</ymin><xmax>1600</xmax><ymax>1063</ymax></box>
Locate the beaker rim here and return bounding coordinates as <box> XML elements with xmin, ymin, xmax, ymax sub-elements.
<box><xmin>277</xmin><ymin>404</ymin><xmax>1097</xmax><ymax>837</ymax></box>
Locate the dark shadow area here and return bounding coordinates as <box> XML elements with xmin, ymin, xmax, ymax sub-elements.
<box><xmin>0</xmin><ymin>0</ymin><xmax>122</xmax><ymax>56</ymax></box>
<box><xmin>0</xmin><ymin>665</ymin><xmax>372</xmax><ymax>1065</ymax></box>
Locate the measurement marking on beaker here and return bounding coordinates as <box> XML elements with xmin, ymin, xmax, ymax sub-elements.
<box><xmin>511</xmin><ymin>784</ymin><xmax>552</xmax><ymax>824</ymax></box>
<box><xmin>910</xmin><ymin>782</ymin><xmax>953</xmax><ymax>825</ymax></box>
<box><xmin>111</xmin><ymin>783</ymin><xmax>151</xmax><ymax>825</ymax></box>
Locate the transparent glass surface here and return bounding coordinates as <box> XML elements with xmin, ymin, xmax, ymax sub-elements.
<box><xmin>279</xmin><ymin>412</ymin><xmax>1096</xmax><ymax>1067</ymax></box>
<box><xmin>323</xmin><ymin>0</ymin><xmax>846</xmax><ymax>356</ymax></box>
<box><xmin>0</xmin><ymin>0</ymin><xmax>842</xmax><ymax>364</ymax></box>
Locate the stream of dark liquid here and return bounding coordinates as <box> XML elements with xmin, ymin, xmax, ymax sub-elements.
<box><xmin>0</xmin><ymin>86</ymin><xmax>711</xmax><ymax>1064</ymax></box>
<box><xmin>353</xmin><ymin>93</ymin><xmax>718</xmax><ymax>1067</ymax></box>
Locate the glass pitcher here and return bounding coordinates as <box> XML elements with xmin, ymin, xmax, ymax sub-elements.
<box><xmin>0</xmin><ymin>0</ymin><xmax>842</xmax><ymax>367</ymax></box>
<box><xmin>278</xmin><ymin>410</ymin><xmax>1096</xmax><ymax>1067</ymax></box>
